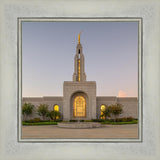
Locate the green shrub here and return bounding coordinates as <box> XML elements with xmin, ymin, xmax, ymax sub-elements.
<box><xmin>92</xmin><ymin>119</ymin><xmax>105</xmax><ymax>122</ymax></box>
<box><xmin>91</xmin><ymin>119</ymin><xmax>98</xmax><ymax>122</ymax></box>
<box><xmin>54</xmin><ymin>119</ymin><xmax>62</xmax><ymax>122</ymax></box>
<box><xmin>22</xmin><ymin>103</ymin><xmax>34</xmax><ymax>120</ymax></box>
<box><xmin>33</xmin><ymin>118</ymin><xmax>41</xmax><ymax>122</ymax></box>
<box><xmin>101</xmin><ymin>120</ymin><xmax>138</xmax><ymax>125</ymax></box>
<box><xmin>113</xmin><ymin>117</ymin><xmax>135</xmax><ymax>122</ymax></box>
<box><xmin>126</xmin><ymin>117</ymin><xmax>134</xmax><ymax>122</ymax></box>
<box><xmin>40</xmin><ymin>120</ymin><xmax>50</xmax><ymax>122</ymax></box>
<box><xmin>37</xmin><ymin>104</ymin><xmax>49</xmax><ymax>120</ymax></box>
<box><xmin>84</xmin><ymin>120</ymin><xmax>92</xmax><ymax>122</ymax></box>
<box><xmin>110</xmin><ymin>103</ymin><xmax>123</xmax><ymax>121</ymax></box>
<box><xmin>109</xmin><ymin>119</ymin><xmax>114</xmax><ymax>122</ymax></box>
<box><xmin>46</xmin><ymin>110</ymin><xmax>61</xmax><ymax>121</ymax></box>
<box><xmin>69</xmin><ymin>120</ymin><xmax>78</xmax><ymax>122</ymax></box>
<box><xmin>92</xmin><ymin>119</ymin><xmax>96</xmax><ymax>122</ymax></box>
<box><xmin>114</xmin><ymin>118</ymin><xmax>124</xmax><ymax>122</ymax></box>
<box><xmin>25</xmin><ymin>118</ymin><xmax>41</xmax><ymax>123</ymax></box>
<box><xmin>23</xmin><ymin>121</ymin><xmax>57</xmax><ymax>125</ymax></box>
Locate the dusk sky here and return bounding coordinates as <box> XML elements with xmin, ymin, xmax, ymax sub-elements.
<box><xmin>22</xmin><ymin>21</ymin><xmax>138</xmax><ymax>97</ymax></box>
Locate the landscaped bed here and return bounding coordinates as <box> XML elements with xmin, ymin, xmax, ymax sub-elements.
<box><xmin>22</xmin><ymin>121</ymin><xmax>57</xmax><ymax>125</ymax></box>
<box><xmin>22</xmin><ymin>119</ymin><xmax>138</xmax><ymax>126</ymax></box>
<box><xmin>101</xmin><ymin>120</ymin><xmax>138</xmax><ymax>125</ymax></box>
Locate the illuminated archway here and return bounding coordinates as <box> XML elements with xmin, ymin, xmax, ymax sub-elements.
<box><xmin>101</xmin><ymin>105</ymin><xmax>106</xmax><ymax>119</ymax></box>
<box><xmin>73</xmin><ymin>96</ymin><xmax>86</xmax><ymax>117</ymax></box>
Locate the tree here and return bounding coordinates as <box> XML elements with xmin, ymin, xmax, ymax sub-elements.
<box><xmin>100</xmin><ymin>106</ymin><xmax>112</xmax><ymax>120</ymax></box>
<box><xmin>47</xmin><ymin>110</ymin><xmax>61</xmax><ymax>121</ymax></box>
<box><xmin>37</xmin><ymin>104</ymin><xmax>49</xmax><ymax>120</ymax></box>
<box><xmin>110</xmin><ymin>103</ymin><xmax>123</xmax><ymax>121</ymax></box>
<box><xmin>22</xmin><ymin>103</ymin><xmax>34</xmax><ymax>120</ymax></box>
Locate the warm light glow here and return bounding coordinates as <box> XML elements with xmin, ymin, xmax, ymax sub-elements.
<box><xmin>54</xmin><ymin>105</ymin><xmax>59</xmax><ymax>111</ymax></box>
<box><xmin>78</xmin><ymin>33</ymin><xmax>81</xmax><ymax>44</ymax></box>
<box><xmin>54</xmin><ymin>105</ymin><xmax>59</xmax><ymax>119</ymax></box>
<box><xmin>101</xmin><ymin>105</ymin><xmax>105</xmax><ymax>119</ymax></box>
<box><xmin>118</xmin><ymin>90</ymin><xmax>127</xmax><ymax>97</ymax></box>
<box><xmin>78</xmin><ymin>59</ymin><xmax>80</xmax><ymax>81</ymax></box>
<box><xmin>73</xmin><ymin>96</ymin><xmax>86</xmax><ymax>117</ymax></box>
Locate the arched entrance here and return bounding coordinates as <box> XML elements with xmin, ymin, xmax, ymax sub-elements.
<box><xmin>70</xmin><ymin>91</ymin><xmax>88</xmax><ymax>120</ymax></box>
<box><xmin>73</xmin><ymin>96</ymin><xmax>86</xmax><ymax>118</ymax></box>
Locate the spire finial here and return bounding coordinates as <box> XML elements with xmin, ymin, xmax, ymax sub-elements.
<box><xmin>78</xmin><ymin>31</ymin><xmax>82</xmax><ymax>44</ymax></box>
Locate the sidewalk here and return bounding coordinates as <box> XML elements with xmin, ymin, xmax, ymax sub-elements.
<box><xmin>22</xmin><ymin>124</ymin><xmax>138</xmax><ymax>139</ymax></box>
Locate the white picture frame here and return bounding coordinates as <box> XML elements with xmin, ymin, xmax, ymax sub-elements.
<box><xmin>0</xmin><ymin>0</ymin><xmax>160</xmax><ymax>159</ymax></box>
<box><xmin>18</xmin><ymin>17</ymin><xmax>142</xmax><ymax>142</ymax></box>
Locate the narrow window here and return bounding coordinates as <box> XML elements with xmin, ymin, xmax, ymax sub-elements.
<box><xmin>54</xmin><ymin>105</ymin><xmax>59</xmax><ymax>112</ymax></box>
<box><xmin>73</xmin><ymin>96</ymin><xmax>86</xmax><ymax>117</ymax></box>
<box><xmin>78</xmin><ymin>59</ymin><xmax>80</xmax><ymax>81</ymax></box>
<box><xmin>54</xmin><ymin>105</ymin><xmax>59</xmax><ymax>119</ymax></box>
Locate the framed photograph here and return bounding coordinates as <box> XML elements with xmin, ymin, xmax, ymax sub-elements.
<box><xmin>0</xmin><ymin>0</ymin><xmax>160</xmax><ymax>160</ymax></box>
<box><xmin>19</xmin><ymin>18</ymin><xmax>142</xmax><ymax>142</ymax></box>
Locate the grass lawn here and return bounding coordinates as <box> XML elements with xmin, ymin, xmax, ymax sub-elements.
<box><xmin>101</xmin><ymin>120</ymin><xmax>138</xmax><ymax>125</ymax></box>
<box><xmin>22</xmin><ymin>120</ymin><xmax>138</xmax><ymax>125</ymax></box>
<box><xmin>22</xmin><ymin>121</ymin><xmax>57</xmax><ymax>125</ymax></box>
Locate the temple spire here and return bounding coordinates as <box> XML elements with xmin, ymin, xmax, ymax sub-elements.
<box><xmin>73</xmin><ymin>33</ymin><xmax>86</xmax><ymax>82</ymax></box>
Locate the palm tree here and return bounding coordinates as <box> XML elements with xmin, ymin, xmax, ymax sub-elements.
<box><xmin>22</xmin><ymin>103</ymin><xmax>34</xmax><ymax>121</ymax></box>
<box><xmin>47</xmin><ymin>110</ymin><xmax>61</xmax><ymax>121</ymax></box>
<box><xmin>110</xmin><ymin>103</ymin><xmax>123</xmax><ymax>121</ymax></box>
<box><xmin>37</xmin><ymin>104</ymin><xmax>49</xmax><ymax>120</ymax></box>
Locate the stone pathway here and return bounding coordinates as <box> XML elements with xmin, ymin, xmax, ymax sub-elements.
<box><xmin>22</xmin><ymin>124</ymin><xmax>138</xmax><ymax>139</ymax></box>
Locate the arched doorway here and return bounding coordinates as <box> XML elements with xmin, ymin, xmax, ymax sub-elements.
<box><xmin>73</xmin><ymin>96</ymin><xmax>86</xmax><ymax>118</ymax></box>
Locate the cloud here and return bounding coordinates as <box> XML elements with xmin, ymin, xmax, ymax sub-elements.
<box><xmin>118</xmin><ymin>90</ymin><xmax>127</xmax><ymax>97</ymax></box>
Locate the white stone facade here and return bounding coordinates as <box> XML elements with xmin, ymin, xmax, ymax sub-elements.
<box><xmin>63</xmin><ymin>81</ymin><xmax>96</xmax><ymax>121</ymax></box>
<box><xmin>22</xmin><ymin>96</ymin><xmax>138</xmax><ymax>120</ymax></box>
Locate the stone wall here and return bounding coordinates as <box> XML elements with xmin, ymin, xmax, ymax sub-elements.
<box><xmin>117</xmin><ymin>97</ymin><xmax>138</xmax><ymax>118</ymax></box>
<box><xmin>96</xmin><ymin>96</ymin><xmax>138</xmax><ymax>119</ymax></box>
<box><xmin>22</xmin><ymin>97</ymin><xmax>63</xmax><ymax>120</ymax></box>
<box><xmin>96</xmin><ymin>96</ymin><xmax>117</xmax><ymax>119</ymax></box>
<box><xmin>22</xmin><ymin>96</ymin><xmax>138</xmax><ymax>120</ymax></box>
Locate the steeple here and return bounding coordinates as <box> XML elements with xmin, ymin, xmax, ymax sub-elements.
<box><xmin>73</xmin><ymin>33</ymin><xmax>86</xmax><ymax>82</ymax></box>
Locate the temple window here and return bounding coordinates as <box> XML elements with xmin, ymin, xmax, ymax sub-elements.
<box><xmin>73</xmin><ymin>96</ymin><xmax>86</xmax><ymax>117</ymax></box>
<box><xmin>101</xmin><ymin>105</ymin><xmax>106</xmax><ymax>119</ymax></box>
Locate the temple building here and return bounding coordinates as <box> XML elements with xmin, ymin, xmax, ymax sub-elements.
<box><xmin>23</xmin><ymin>33</ymin><xmax>138</xmax><ymax>121</ymax></box>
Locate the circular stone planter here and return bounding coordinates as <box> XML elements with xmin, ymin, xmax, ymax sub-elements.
<box><xmin>57</xmin><ymin>122</ymin><xmax>101</xmax><ymax>129</ymax></box>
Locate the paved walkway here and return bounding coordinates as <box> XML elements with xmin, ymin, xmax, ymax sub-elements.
<box><xmin>22</xmin><ymin>124</ymin><xmax>138</xmax><ymax>139</ymax></box>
